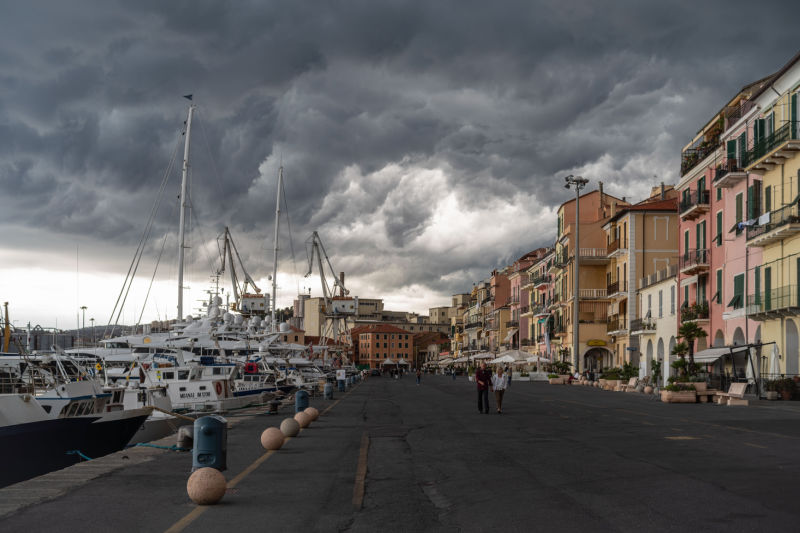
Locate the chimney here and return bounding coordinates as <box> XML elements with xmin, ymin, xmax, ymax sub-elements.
<box><xmin>622</xmin><ymin>196</ymin><xmax>626</xmax><ymax>203</ymax></box>
<box><xmin>661</xmin><ymin>182</ymin><xmax>665</xmax><ymax>199</ymax></box>
<box><xmin>599</xmin><ymin>181</ymin><xmax>605</xmax><ymax>217</ymax></box>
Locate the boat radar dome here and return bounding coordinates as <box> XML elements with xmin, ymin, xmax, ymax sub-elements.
<box><xmin>279</xmin><ymin>322</ymin><xmax>290</xmax><ymax>333</ymax></box>
<box><xmin>234</xmin><ymin>314</ymin><xmax>244</xmax><ymax>326</ymax></box>
<box><xmin>223</xmin><ymin>312</ymin><xmax>234</xmax><ymax>323</ymax></box>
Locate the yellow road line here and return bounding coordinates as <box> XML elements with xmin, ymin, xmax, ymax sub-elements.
<box><xmin>164</xmin><ymin>384</ymin><xmax>359</xmax><ymax>533</ymax></box>
<box><xmin>744</xmin><ymin>442</ymin><xmax>767</xmax><ymax>449</ymax></box>
<box><xmin>352</xmin><ymin>431</ymin><xmax>369</xmax><ymax>509</ymax></box>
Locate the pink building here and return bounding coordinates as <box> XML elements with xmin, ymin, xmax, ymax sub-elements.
<box><xmin>508</xmin><ymin>248</ymin><xmax>548</xmax><ymax>349</ymax></box>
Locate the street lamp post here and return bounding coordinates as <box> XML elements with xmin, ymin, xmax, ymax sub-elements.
<box><xmin>564</xmin><ymin>175</ymin><xmax>589</xmax><ymax>373</ymax></box>
<box><xmin>90</xmin><ymin>317</ymin><xmax>95</xmax><ymax>345</ymax></box>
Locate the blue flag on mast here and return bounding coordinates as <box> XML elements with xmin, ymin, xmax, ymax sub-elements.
<box><xmin>183</xmin><ymin>94</ymin><xmax>193</xmax><ymax>101</ymax></box>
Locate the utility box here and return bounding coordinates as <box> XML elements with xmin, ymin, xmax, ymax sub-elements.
<box><xmin>192</xmin><ymin>415</ymin><xmax>227</xmax><ymax>472</ymax></box>
<box><xmin>295</xmin><ymin>390</ymin><xmax>309</xmax><ymax>413</ymax></box>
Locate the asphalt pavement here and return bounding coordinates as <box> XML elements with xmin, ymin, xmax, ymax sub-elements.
<box><xmin>3</xmin><ymin>375</ymin><xmax>800</xmax><ymax>532</ymax></box>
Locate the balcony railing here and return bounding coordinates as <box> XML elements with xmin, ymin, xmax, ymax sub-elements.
<box><xmin>679</xmin><ymin>189</ymin><xmax>710</xmax><ymax>214</ymax></box>
<box><xmin>713</xmin><ymin>157</ymin><xmax>746</xmax><ymax>185</ymax></box>
<box><xmin>464</xmin><ymin>321</ymin><xmax>483</xmax><ymax>330</ymax></box>
<box><xmin>639</xmin><ymin>264</ymin><xmax>678</xmax><ymax>289</ymax></box>
<box><xmin>681</xmin><ymin>133</ymin><xmax>720</xmax><ymax>176</ymax></box>
<box><xmin>506</xmin><ymin>320</ymin><xmax>519</xmax><ymax>328</ymax></box>
<box><xmin>607</xmin><ymin>281</ymin><xmax>619</xmax><ymax>295</ymax></box>
<box><xmin>607</xmin><ymin>239</ymin><xmax>621</xmax><ymax>255</ymax></box>
<box><xmin>679</xmin><ymin>249</ymin><xmax>709</xmax><ymax>272</ymax></box>
<box><xmin>724</xmin><ymin>99</ymin><xmax>755</xmax><ymax>127</ymax></box>
<box><xmin>746</xmin><ymin>202</ymin><xmax>800</xmax><ymax>244</ymax></box>
<box><xmin>520</xmin><ymin>305</ymin><xmax>530</xmax><ymax>314</ymax></box>
<box><xmin>629</xmin><ymin>318</ymin><xmax>656</xmax><ymax>332</ymax></box>
<box><xmin>579</xmin><ymin>289</ymin><xmax>607</xmax><ymax>299</ymax></box>
<box><xmin>743</xmin><ymin>121</ymin><xmax>800</xmax><ymax>168</ymax></box>
<box><xmin>747</xmin><ymin>285</ymin><xmax>800</xmax><ymax>319</ymax></box>
<box><xmin>607</xmin><ymin>314</ymin><xmax>627</xmax><ymax>333</ymax></box>
<box><xmin>579</xmin><ymin>248</ymin><xmax>608</xmax><ymax>260</ymax></box>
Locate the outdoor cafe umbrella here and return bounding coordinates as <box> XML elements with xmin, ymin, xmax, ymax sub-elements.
<box><xmin>526</xmin><ymin>355</ymin><xmax>547</xmax><ymax>364</ymax></box>
<box><xmin>470</xmin><ymin>352</ymin><xmax>494</xmax><ymax>361</ymax></box>
<box><xmin>381</xmin><ymin>358</ymin><xmax>398</xmax><ymax>365</ymax></box>
<box><xmin>769</xmin><ymin>344</ymin><xmax>780</xmax><ymax>376</ymax></box>
<box><xmin>497</xmin><ymin>349</ymin><xmax>528</xmax><ymax>362</ymax></box>
<box><xmin>490</xmin><ymin>354</ymin><xmax>516</xmax><ymax>364</ymax></box>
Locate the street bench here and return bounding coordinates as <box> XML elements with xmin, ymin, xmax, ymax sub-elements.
<box><xmin>714</xmin><ymin>382</ymin><xmax>749</xmax><ymax>406</ymax></box>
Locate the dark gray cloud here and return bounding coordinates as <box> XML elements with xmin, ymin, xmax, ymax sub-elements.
<box><xmin>1</xmin><ymin>0</ymin><xmax>798</xmax><ymax>315</ymax></box>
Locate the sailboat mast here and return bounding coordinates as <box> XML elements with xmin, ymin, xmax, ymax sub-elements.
<box><xmin>177</xmin><ymin>104</ymin><xmax>195</xmax><ymax>321</ymax></box>
<box><xmin>271</xmin><ymin>166</ymin><xmax>283</xmax><ymax>332</ymax></box>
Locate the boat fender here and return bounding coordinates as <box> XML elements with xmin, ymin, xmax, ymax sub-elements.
<box><xmin>215</xmin><ymin>381</ymin><xmax>223</xmax><ymax>395</ymax></box>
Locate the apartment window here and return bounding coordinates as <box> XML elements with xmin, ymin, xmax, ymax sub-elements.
<box><xmin>754</xmin><ymin>265</ymin><xmax>761</xmax><ymax>305</ymax></box>
<box><xmin>658</xmin><ymin>290</ymin><xmax>663</xmax><ymax>318</ymax></box>
<box><xmin>735</xmin><ymin>193</ymin><xmax>743</xmax><ymax>230</ymax></box>
<box><xmin>729</xmin><ymin>274</ymin><xmax>744</xmax><ymax>309</ymax></box>
<box><xmin>647</xmin><ymin>294</ymin><xmax>652</xmax><ymax>317</ymax></box>
<box><xmin>671</xmin><ymin>286</ymin><xmax>675</xmax><ymax>314</ymax></box>
<box><xmin>716</xmin><ymin>186</ymin><xmax>722</xmax><ymax>201</ymax></box>
<box><xmin>747</xmin><ymin>182</ymin><xmax>761</xmax><ymax>220</ymax></box>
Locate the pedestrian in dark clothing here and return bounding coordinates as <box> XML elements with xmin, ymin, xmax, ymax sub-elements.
<box><xmin>416</xmin><ymin>369</ymin><xmax>422</xmax><ymax>385</ymax></box>
<box><xmin>475</xmin><ymin>362</ymin><xmax>491</xmax><ymax>414</ymax></box>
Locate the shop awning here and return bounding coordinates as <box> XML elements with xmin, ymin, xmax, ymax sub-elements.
<box><xmin>691</xmin><ymin>345</ymin><xmax>749</xmax><ymax>364</ymax></box>
<box><xmin>381</xmin><ymin>358</ymin><xmax>398</xmax><ymax>365</ymax></box>
<box><xmin>503</xmin><ymin>328</ymin><xmax>518</xmax><ymax>342</ymax></box>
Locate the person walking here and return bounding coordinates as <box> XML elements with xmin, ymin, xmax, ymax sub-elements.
<box><xmin>416</xmin><ymin>368</ymin><xmax>422</xmax><ymax>385</ymax></box>
<box><xmin>491</xmin><ymin>366</ymin><xmax>509</xmax><ymax>414</ymax></box>
<box><xmin>475</xmin><ymin>362</ymin><xmax>491</xmax><ymax>414</ymax></box>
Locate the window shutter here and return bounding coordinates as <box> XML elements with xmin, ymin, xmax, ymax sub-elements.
<box><xmin>755</xmin><ymin>266</ymin><xmax>761</xmax><ymax>306</ymax></box>
<box><xmin>747</xmin><ymin>185</ymin><xmax>754</xmax><ymax>220</ymax></box>
<box><xmin>738</xmin><ymin>132</ymin><xmax>746</xmax><ymax>165</ymax></box>
<box><xmin>735</xmin><ymin>194</ymin><xmax>743</xmax><ymax>224</ymax></box>
<box><xmin>765</xmin><ymin>185</ymin><xmax>772</xmax><ymax>213</ymax></box>
<box><xmin>716</xmin><ymin>269</ymin><xmax>722</xmax><ymax>304</ymax></box>
<box><xmin>716</xmin><ymin>211</ymin><xmax>722</xmax><ymax>245</ymax></box>
<box><xmin>727</xmin><ymin>140</ymin><xmax>736</xmax><ymax>161</ymax></box>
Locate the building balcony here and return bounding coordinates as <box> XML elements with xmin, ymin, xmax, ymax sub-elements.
<box><xmin>549</xmin><ymin>253</ymin><xmax>570</xmax><ymax>272</ymax></box>
<box><xmin>607</xmin><ymin>314</ymin><xmax>628</xmax><ymax>336</ymax></box>
<box><xmin>606</xmin><ymin>281</ymin><xmax>627</xmax><ymax>299</ymax></box>
<box><xmin>506</xmin><ymin>320</ymin><xmax>519</xmax><ymax>328</ymax></box>
<box><xmin>579</xmin><ymin>288</ymin><xmax>608</xmax><ymax>300</ymax></box>
<box><xmin>532</xmin><ymin>305</ymin><xmax>549</xmax><ymax>317</ymax></box>
<box><xmin>746</xmin><ymin>202</ymin><xmax>800</xmax><ymax>247</ymax></box>
<box><xmin>681</xmin><ymin>135</ymin><xmax>719</xmax><ymax>176</ymax></box>
<box><xmin>639</xmin><ymin>264</ymin><xmax>678</xmax><ymax>290</ymax></box>
<box><xmin>464</xmin><ymin>321</ymin><xmax>483</xmax><ymax>330</ymax></box>
<box><xmin>533</xmin><ymin>275</ymin><xmax>551</xmax><ymax>289</ymax></box>
<box><xmin>679</xmin><ymin>249</ymin><xmax>709</xmax><ymax>275</ymax></box>
<box><xmin>578</xmin><ymin>248</ymin><xmax>609</xmax><ymax>265</ymax></box>
<box><xmin>680</xmin><ymin>302</ymin><xmax>709</xmax><ymax>324</ymax></box>
<box><xmin>679</xmin><ymin>189</ymin><xmax>711</xmax><ymax>221</ymax></box>
<box><xmin>629</xmin><ymin>318</ymin><xmax>657</xmax><ymax>335</ymax></box>
<box><xmin>746</xmin><ymin>286</ymin><xmax>800</xmax><ymax>321</ymax></box>
<box><xmin>606</xmin><ymin>239</ymin><xmax>627</xmax><ymax>259</ymax></box>
<box><xmin>553</xmin><ymin>324</ymin><xmax>568</xmax><ymax>337</ymax></box>
<box><xmin>713</xmin><ymin>158</ymin><xmax>747</xmax><ymax>188</ymax></box>
<box><xmin>743</xmin><ymin>121</ymin><xmax>800</xmax><ymax>172</ymax></box>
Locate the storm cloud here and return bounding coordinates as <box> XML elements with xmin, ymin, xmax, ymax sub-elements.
<box><xmin>1</xmin><ymin>0</ymin><xmax>798</xmax><ymax>322</ymax></box>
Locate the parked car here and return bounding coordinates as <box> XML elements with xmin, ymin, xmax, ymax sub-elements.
<box><xmin>370</xmin><ymin>369</ymin><xmax>381</xmax><ymax>376</ymax></box>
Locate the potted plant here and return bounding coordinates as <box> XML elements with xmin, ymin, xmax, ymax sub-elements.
<box><xmin>661</xmin><ymin>383</ymin><xmax>697</xmax><ymax>403</ymax></box>
<box><xmin>764</xmin><ymin>380</ymin><xmax>779</xmax><ymax>401</ymax></box>
<box><xmin>775</xmin><ymin>378</ymin><xmax>796</xmax><ymax>401</ymax></box>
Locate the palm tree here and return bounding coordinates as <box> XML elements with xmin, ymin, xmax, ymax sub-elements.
<box><xmin>677</xmin><ymin>321</ymin><xmax>707</xmax><ymax>369</ymax></box>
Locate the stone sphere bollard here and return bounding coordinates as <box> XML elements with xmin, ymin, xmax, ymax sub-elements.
<box><xmin>644</xmin><ymin>386</ymin><xmax>654</xmax><ymax>395</ymax></box>
<box><xmin>280</xmin><ymin>417</ymin><xmax>300</xmax><ymax>437</ymax></box>
<box><xmin>294</xmin><ymin>411</ymin><xmax>312</xmax><ymax>428</ymax></box>
<box><xmin>304</xmin><ymin>406</ymin><xmax>319</xmax><ymax>421</ymax></box>
<box><xmin>594</xmin><ymin>382</ymin><xmax>600</xmax><ymax>387</ymax></box>
<box><xmin>187</xmin><ymin>467</ymin><xmax>227</xmax><ymax>505</ymax></box>
<box><xmin>260</xmin><ymin>427</ymin><xmax>285</xmax><ymax>450</ymax></box>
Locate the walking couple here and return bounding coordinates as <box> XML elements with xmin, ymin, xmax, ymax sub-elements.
<box><xmin>475</xmin><ymin>362</ymin><xmax>508</xmax><ymax>414</ymax></box>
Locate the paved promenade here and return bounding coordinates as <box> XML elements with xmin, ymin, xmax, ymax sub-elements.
<box><xmin>4</xmin><ymin>376</ymin><xmax>800</xmax><ymax>532</ymax></box>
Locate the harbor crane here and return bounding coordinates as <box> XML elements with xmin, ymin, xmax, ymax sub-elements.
<box><xmin>305</xmin><ymin>231</ymin><xmax>354</xmax><ymax>350</ymax></box>
<box><xmin>217</xmin><ymin>227</ymin><xmax>268</xmax><ymax>316</ymax></box>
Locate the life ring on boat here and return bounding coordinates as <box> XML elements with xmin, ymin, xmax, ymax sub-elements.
<box><xmin>215</xmin><ymin>381</ymin><xmax>223</xmax><ymax>396</ymax></box>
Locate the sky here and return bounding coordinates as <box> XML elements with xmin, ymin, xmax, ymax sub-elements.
<box><xmin>1</xmin><ymin>0</ymin><xmax>798</xmax><ymax>330</ymax></box>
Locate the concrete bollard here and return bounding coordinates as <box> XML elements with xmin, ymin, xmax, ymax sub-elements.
<box><xmin>294</xmin><ymin>411</ymin><xmax>312</xmax><ymax>428</ymax></box>
<box><xmin>304</xmin><ymin>406</ymin><xmax>319</xmax><ymax>421</ymax></box>
<box><xmin>280</xmin><ymin>417</ymin><xmax>300</xmax><ymax>437</ymax></box>
<box><xmin>260</xmin><ymin>427</ymin><xmax>285</xmax><ymax>450</ymax></box>
<box><xmin>324</xmin><ymin>382</ymin><xmax>334</xmax><ymax>400</ymax></box>
<box><xmin>187</xmin><ymin>467</ymin><xmax>227</xmax><ymax>505</ymax></box>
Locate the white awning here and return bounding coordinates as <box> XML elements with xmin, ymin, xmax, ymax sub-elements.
<box><xmin>503</xmin><ymin>328</ymin><xmax>518</xmax><ymax>342</ymax></box>
<box><xmin>680</xmin><ymin>275</ymin><xmax>698</xmax><ymax>288</ymax></box>
<box><xmin>692</xmin><ymin>345</ymin><xmax>749</xmax><ymax>364</ymax></box>
<box><xmin>381</xmin><ymin>358</ymin><xmax>398</xmax><ymax>365</ymax></box>
<box><xmin>437</xmin><ymin>358</ymin><xmax>454</xmax><ymax>366</ymax></box>
<box><xmin>397</xmin><ymin>358</ymin><xmax>409</xmax><ymax>365</ymax></box>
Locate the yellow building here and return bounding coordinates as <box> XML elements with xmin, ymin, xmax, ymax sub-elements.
<box><xmin>743</xmin><ymin>53</ymin><xmax>800</xmax><ymax>376</ymax></box>
<box><xmin>603</xmin><ymin>186</ymin><xmax>679</xmax><ymax>370</ymax></box>
<box><xmin>552</xmin><ymin>187</ymin><xmax>627</xmax><ymax>371</ymax></box>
